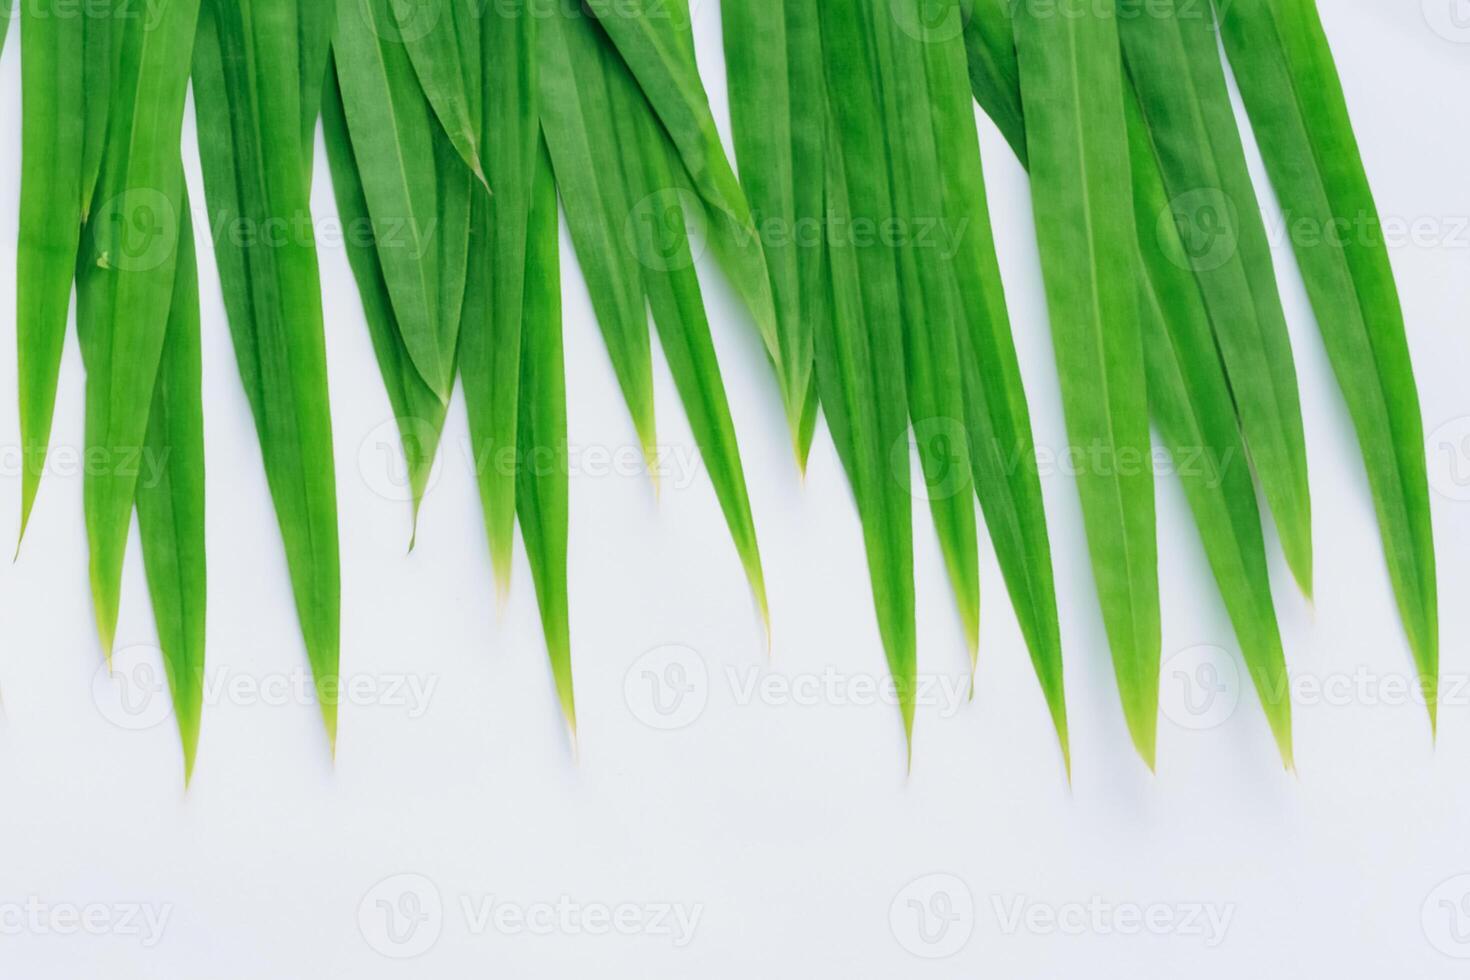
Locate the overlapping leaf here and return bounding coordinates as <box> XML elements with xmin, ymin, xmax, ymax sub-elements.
<box><xmin>1011</xmin><ymin>0</ymin><xmax>1160</xmax><ymax>766</ymax></box>
<box><xmin>193</xmin><ymin>0</ymin><xmax>341</xmax><ymax>747</ymax></box>
<box><xmin>540</xmin><ymin>5</ymin><xmax>768</xmax><ymax>628</ymax></box>
<box><xmin>1214</xmin><ymin>0</ymin><xmax>1438</xmax><ymax>727</ymax></box>
<box><xmin>1120</xmin><ymin>0</ymin><xmax>1313</xmax><ymax>596</ymax></box>
<box><xmin>967</xmin><ymin>0</ymin><xmax>1292</xmax><ymax>764</ymax></box>
<box><xmin>73</xmin><ymin>0</ymin><xmax>200</xmax><ymax>655</ymax></box>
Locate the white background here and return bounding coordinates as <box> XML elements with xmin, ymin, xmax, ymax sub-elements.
<box><xmin>0</xmin><ymin>1</ymin><xmax>1467</xmax><ymax>976</ymax></box>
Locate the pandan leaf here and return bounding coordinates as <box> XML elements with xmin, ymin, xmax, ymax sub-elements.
<box><xmin>1125</xmin><ymin>91</ymin><xmax>1293</xmax><ymax>766</ymax></box>
<box><xmin>584</xmin><ymin>0</ymin><xmax>790</xmax><ymax>445</ymax></box>
<box><xmin>816</xmin><ymin>2</ymin><xmax>917</xmax><ymax>754</ymax></box>
<box><xmin>538</xmin><ymin>3</ymin><xmax>657</xmax><ymax>470</ymax></box>
<box><xmin>459</xmin><ymin>0</ymin><xmax>538</xmax><ymax>593</ymax></box>
<box><xmin>862</xmin><ymin>4</ymin><xmax>980</xmax><ymax>658</ymax></box>
<box><xmin>332</xmin><ymin>0</ymin><xmax>463</xmax><ymax>401</ymax></box>
<box><xmin>1214</xmin><ymin>0</ymin><xmax>1438</xmax><ymax>728</ymax></box>
<box><xmin>516</xmin><ymin>138</ymin><xmax>577</xmax><ymax>735</ymax></box>
<box><xmin>322</xmin><ymin>66</ymin><xmax>450</xmax><ymax>535</ymax></box>
<box><xmin>1011</xmin><ymin>0</ymin><xmax>1160</xmax><ymax>766</ymax></box>
<box><xmin>399</xmin><ymin>0</ymin><xmax>486</xmax><ymax>182</ymax></box>
<box><xmin>74</xmin><ymin>0</ymin><xmax>200</xmax><ymax>655</ymax></box>
<box><xmin>193</xmin><ymin>0</ymin><xmax>341</xmax><ymax>747</ymax></box>
<box><xmin>921</xmin><ymin>0</ymin><xmax>1069</xmax><ymax>767</ymax></box>
<box><xmin>135</xmin><ymin>200</ymin><xmax>208</xmax><ymax>784</ymax></box>
<box><xmin>1120</xmin><ymin>0</ymin><xmax>1313</xmax><ymax>596</ymax></box>
<box><xmin>720</xmin><ymin>0</ymin><xmax>821</xmax><ymax>467</ymax></box>
<box><xmin>613</xmin><ymin>55</ymin><xmax>769</xmax><ymax>629</ymax></box>
<box><xmin>966</xmin><ymin>1</ymin><xmax>1292</xmax><ymax>766</ymax></box>
<box><xmin>17</xmin><ymin>0</ymin><xmax>89</xmax><ymax>544</ymax></box>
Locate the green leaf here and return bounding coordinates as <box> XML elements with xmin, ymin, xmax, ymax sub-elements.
<box><xmin>923</xmin><ymin>0</ymin><xmax>1070</xmax><ymax>767</ymax></box>
<box><xmin>333</xmin><ymin>0</ymin><xmax>463</xmax><ymax>401</ymax></box>
<box><xmin>816</xmin><ymin>2</ymin><xmax>917</xmax><ymax>753</ymax></box>
<box><xmin>1011</xmin><ymin>0</ymin><xmax>1160</xmax><ymax>766</ymax></box>
<box><xmin>861</xmin><ymin>5</ymin><xmax>980</xmax><ymax>658</ymax></box>
<box><xmin>193</xmin><ymin>0</ymin><xmax>341</xmax><ymax>747</ymax></box>
<box><xmin>459</xmin><ymin>0</ymin><xmax>538</xmax><ymax>593</ymax></box>
<box><xmin>1125</xmin><ymin>91</ymin><xmax>1293</xmax><ymax>766</ymax></box>
<box><xmin>74</xmin><ymin>0</ymin><xmax>200</xmax><ymax>654</ymax></box>
<box><xmin>1215</xmin><ymin>0</ymin><xmax>1438</xmax><ymax>729</ymax></box>
<box><xmin>135</xmin><ymin>199</ymin><xmax>208</xmax><ymax>784</ymax></box>
<box><xmin>1119</xmin><ymin>0</ymin><xmax>1313</xmax><ymax>596</ymax></box>
<box><xmin>516</xmin><ymin>138</ymin><xmax>577</xmax><ymax>735</ymax></box>
<box><xmin>614</xmin><ymin>60</ymin><xmax>770</xmax><ymax>630</ymax></box>
<box><xmin>17</xmin><ymin>1</ymin><xmax>90</xmax><ymax>545</ymax></box>
<box><xmin>538</xmin><ymin>3</ymin><xmax>657</xmax><ymax>471</ymax></box>
<box><xmin>322</xmin><ymin>65</ymin><xmax>450</xmax><ymax>535</ymax></box>
<box><xmin>720</xmin><ymin>0</ymin><xmax>821</xmax><ymax>467</ymax></box>
<box><xmin>585</xmin><ymin>0</ymin><xmax>791</xmax><ymax>447</ymax></box>
<box><xmin>398</xmin><ymin>0</ymin><xmax>486</xmax><ymax>182</ymax></box>
<box><xmin>966</xmin><ymin>0</ymin><xmax>1292</xmax><ymax>766</ymax></box>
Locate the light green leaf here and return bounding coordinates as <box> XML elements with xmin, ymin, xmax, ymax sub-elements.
<box><xmin>816</xmin><ymin>2</ymin><xmax>917</xmax><ymax>753</ymax></box>
<box><xmin>322</xmin><ymin>65</ymin><xmax>450</xmax><ymax>536</ymax></box>
<box><xmin>193</xmin><ymin>0</ymin><xmax>341</xmax><ymax>747</ymax></box>
<box><xmin>1215</xmin><ymin>0</ymin><xmax>1437</xmax><ymax>729</ymax></box>
<box><xmin>74</xmin><ymin>0</ymin><xmax>200</xmax><ymax>654</ymax></box>
<box><xmin>135</xmin><ymin>199</ymin><xmax>208</xmax><ymax>784</ymax></box>
<box><xmin>1011</xmin><ymin>0</ymin><xmax>1160</xmax><ymax>766</ymax></box>
<box><xmin>720</xmin><ymin>0</ymin><xmax>821</xmax><ymax>467</ymax></box>
<box><xmin>398</xmin><ymin>0</ymin><xmax>486</xmax><ymax>182</ymax></box>
<box><xmin>615</xmin><ymin>61</ymin><xmax>770</xmax><ymax>629</ymax></box>
<box><xmin>1120</xmin><ymin>0</ymin><xmax>1313</xmax><ymax>596</ymax></box>
<box><xmin>538</xmin><ymin>4</ymin><xmax>657</xmax><ymax>469</ymax></box>
<box><xmin>966</xmin><ymin>0</ymin><xmax>1292</xmax><ymax>766</ymax></box>
<box><xmin>17</xmin><ymin>1</ymin><xmax>89</xmax><ymax>545</ymax></box>
<box><xmin>459</xmin><ymin>0</ymin><xmax>538</xmax><ymax>592</ymax></box>
<box><xmin>516</xmin><ymin>138</ymin><xmax>577</xmax><ymax>735</ymax></box>
<box><xmin>333</xmin><ymin>0</ymin><xmax>462</xmax><ymax>401</ymax></box>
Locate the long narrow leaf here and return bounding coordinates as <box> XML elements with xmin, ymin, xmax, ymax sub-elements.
<box><xmin>459</xmin><ymin>0</ymin><xmax>538</xmax><ymax>592</ymax></box>
<box><xmin>538</xmin><ymin>4</ymin><xmax>658</xmax><ymax>470</ymax></box>
<box><xmin>333</xmin><ymin>0</ymin><xmax>462</xmax><ymax>401</ymax></box>
<box><xmin>966</xmin><ymin>1</ymin><xmax>1292</xmax><ymax>764</ymax></box>
<box><xmin>1011</xmin><ymin>0</ymin><xmax>1160</xmax><ymax>766</ymax></box>
<box><xmin>193</xmin><ymin>0</ymin><xmax>341</xmax><ymax>746</ymax></box>
<box><xmin>1214</xmin><ymin>0</ymin><xmax>1438</xmax><ymax>727</ymax></box>
<box><xmin>135</xmin><ymin>200</ymin><xmax>208</xmax><ymax>783</ymax></box>
<box><xmin>1120</xmin><ymin>0</ymin><xmax>1313</xmax><ymax>595</ymax></box>
<box><xmin>816</xmin><ymin>3</ymin><xmax>917</xmax><ymax>753</ymax></box>
<box><xmin>720</xmin><ymin>0</ymin><xmax>821</xmax><ymax>466</ymax></box>
<box><xmin>16</xmin><ymin>1</ymin><xmax>88</xmax><ymax>543</ymax></box>
<box><xmin>76</xmin><ymin>0</ymin><xmax>200</xmax><ymax>653</ymax></box>
<box><xmin>516</xmin><ymin>138</ymin><xmax>577</xmax><ymax>735</ymax></box>
<box><xmin>322</xmin><ymin>67</ymin><xmax>450</xmax><ymax>534</ymax></box>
